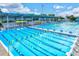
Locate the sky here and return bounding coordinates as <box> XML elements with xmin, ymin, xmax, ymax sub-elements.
<box><xmin>0</xmin><ymin>3</ymin><xmax>79</xmax><ymax>16</ymax></box>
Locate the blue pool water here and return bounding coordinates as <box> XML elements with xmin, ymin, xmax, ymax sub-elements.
<box><xmin>34</xmin><ymin>22</ymin><xmax>79</xmax><ymax>35</ymax></box>
<box><xmin>0</xmin><ymin>26</ymin><xmax>76</xmax><ymax>56</ymax></box>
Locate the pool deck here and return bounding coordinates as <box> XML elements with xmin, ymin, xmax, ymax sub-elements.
<box><xmin>0</xmin><ymin>42</ymin><xmax>9</xmax><ymax>56</ymax></box>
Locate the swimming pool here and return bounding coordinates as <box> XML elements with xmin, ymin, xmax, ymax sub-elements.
<box><xmin>0</xmin><ymin>26</ymin><xmax>76</xmax><ymax>56</ymax></box>
<box><xmin>33</xmin><ymin>22</ymin><xmax>79</xmax><ymax>36</ymax></box>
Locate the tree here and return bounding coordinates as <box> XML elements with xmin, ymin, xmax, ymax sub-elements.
<box><xmin>54</xmin><ymin>17</ymin><xmax>58</xmax><ymax>21</ymax></box>
<box><xmin>0</xmin><ymin>9</ymin><xmax>2</xmax><ymax>13</ymax></box>
<box><xmin>58</xmin><ymin>16</ymin><xmax>64</xmax><ymax>21</ymax></box>
<box><xmin>59</xmin><ymin>16</ymin><xmax>64</xmax><ymax>19</ymax></box>
<box><xmin>0</xmin><ymin>23</ymin><xmax>3</xmax><ymax>29</ymax></box>
<box><xmin>66</xmin><ymin>15</ymin><xmax>77</xmax><ymax>22</ymax></box>
<box><xmin>48</xmin><ymin>14</ymin><xmax>55</xmax><ymax>16</ymax></box>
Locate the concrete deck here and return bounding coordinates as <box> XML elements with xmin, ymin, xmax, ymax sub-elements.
<box><xmin>0</xmin><ymin>42</ymin><xmax>9</xmax><ymax>56</ymax></box>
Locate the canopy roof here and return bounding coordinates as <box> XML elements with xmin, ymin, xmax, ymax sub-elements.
<box><xmin>0</xmin><ymin>12</ymin><xmax>55</xmax><ymax>18</ymax></box>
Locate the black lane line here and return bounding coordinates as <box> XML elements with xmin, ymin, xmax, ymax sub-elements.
<box><xmin>20</xmin><ymin>28</ymin><xmax>67</xmax><ymax>52</ymax></box>
<box><xmin>11</xmin><ymin>30</ymin><xmax>56</xmax><ymax>56</ymax></box>
<box><xmin>19</xmin><ymin>30</ymin><xmax>66</xmax><ymax>53</ymax></box>
<box><xmin>41</xmin><ymin>36</ymin><xmax>70</xmax><ymax>47</ymax></box>
<box><xmin>0</xmin><ymin>33</ymin><xmax>22</xmax><ymax>56</ymax></box>
<box><xmin>23</xmin><ymin>28</ymin><xmax>73</xmax><ymax>45</ymax></box>
<box><xmin>46</xmin><ymin>34</ymin><xmax>73</xmax><ymax>44</ymax></box>
<box><xmin>6</xmin><ymin>32</ymin><xmax>42</xmax><ymax>56</ymax></box>
<box><xmin>9</xmin><ymin>32</ymin><xmax>49</xmax><ymax>56</ymax></box>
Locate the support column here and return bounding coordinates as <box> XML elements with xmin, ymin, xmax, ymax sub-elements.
<box><xmin>39</xmin><ymin>18</ymin><xmax>40</xmax><ymax>21</ymax></box>
<box><xmin>7</xmin><ymin>16</ymin><xmax>9</xmax><ymax>29</ymax></box>
<box><xmin>21</xmin><ymin>16</ymin><xmax>24</xmax><ymax>27</ymax></box>
<box><xmin>49</xmin><ymin>18</ymin><xmax>51</xmax><ymax>23</ymax></box>
<box><xmin>32</xmin><ymin>17</ymin><xmax>34</xmax><ymax>26</ymax></box>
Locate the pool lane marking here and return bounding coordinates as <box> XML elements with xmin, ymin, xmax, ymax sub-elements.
<box><xmin>6</xmin><ymin>32</ymin><xmax>39</xmax><ymax>56</ymax></box>
<box><xmin>11</xmin><ymin>30</ymin><xmax>56</xmax><ymax>56</ymax></box>
<box><xmin>0</xmin><ymin>33</ymin><xmax>22</xmax><ymax>56</ymax></box>
<box><xmin>19</xmin><ymin>29</ymin><xmax>66</xmax><ymax>54</ymax></box>
<box><xmin>30</xmin><ymin>27</ymin><xmax>78</xmax><ymax>37</ymax></box>
<box><xmin>22</xmin><ymin>28</ymin><xmax>70</xmax><ymax>51</ymax></box>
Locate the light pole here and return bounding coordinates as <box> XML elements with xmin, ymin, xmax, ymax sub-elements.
<box><xmin>6</xmin><ymin>15</ymin><xmax>10</xmax><ymax>56</ymax></box>
<box><xmin>41</xmin><ymin>4</ymin><xmax>44</xmax><ymax>24</ymax></box>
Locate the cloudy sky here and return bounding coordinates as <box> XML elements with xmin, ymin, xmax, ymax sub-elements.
<box><xmin>0</xmin><ymin>3</ymin><xmax>79</xmax><ymax>16</ymax></box>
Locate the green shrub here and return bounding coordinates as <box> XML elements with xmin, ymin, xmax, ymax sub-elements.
<box><xmin>35</xmin><ymin>21</ymin><xmax>42</xmax><ymax>24</ymax></box>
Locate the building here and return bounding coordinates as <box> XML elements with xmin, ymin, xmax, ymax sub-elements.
<box><xmin>0</xmin><ymin>12</ymin><xmax>56</xmax><ymax>29</ymax></box>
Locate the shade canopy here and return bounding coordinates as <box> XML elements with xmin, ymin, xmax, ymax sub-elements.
<box><xmin>0</xmin><ymin>12</ymin><xmax>55</xmax><ymax>18</ymax></box>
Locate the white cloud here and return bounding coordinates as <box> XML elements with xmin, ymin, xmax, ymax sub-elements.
<box><xmin>0</xmin><ymin>3</ymin><xmax>40</xmax><ymax>14</ymax></box>
<box><xmin>0</xmin><ymin>3</ymin><xmax>23</xmax><ymax>9</ymax></box>
<box><xmin>8</xmin><ymin>7</ymin><xmax>32</xmax><ymax>14</ymax></box>
<box><xmin>0</xmin><ymin>4</ymin><xmax>7</xmax><ymax>6</ymax></box>
<box><xmin>1</xmin><ymin>8</ymin><xmax>9</xmax><ymax>12</ymax></box>
<box><xmin>72</xmin><ymin>7</ymin><xmax>79</xmax><ymax>13</ymax></box>
<box><xmin>72</xmin><ymin>7</ymin><xmax>79</xmax><ymax>17</ymax></box>
<box><xmin>32</xmin><ymin>9</ymin><xmax>40</xmax><ymax>15</ymax></box>
<box><xmin>53</xmin><ymin>5</ymin><xmax>64</xmax><ymax>10</ymax></box>
<box><xmin>57</xmin><ymin>7</ymin><xmax>79</xmax><ymax>17</ymax></box>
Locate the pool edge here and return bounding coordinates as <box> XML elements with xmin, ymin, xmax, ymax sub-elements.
<box><xmin>0</xmin><ymin>40</ymin><xmax>13</xmax><ymax>56</ymax></box>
